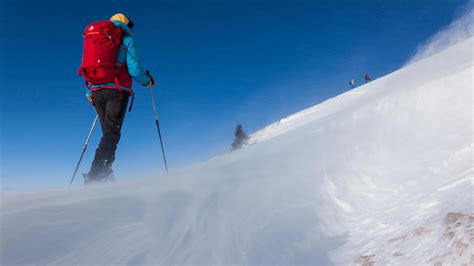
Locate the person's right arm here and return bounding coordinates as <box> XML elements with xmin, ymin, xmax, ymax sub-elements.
<box><xmin>123</xmin><ymin>36</ymin><xmax>151</xmax><ymax>86</ymax></box>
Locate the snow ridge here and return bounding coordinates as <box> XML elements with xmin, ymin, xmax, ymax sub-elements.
<box><xmin>1</xmin><ymin>38</ymin><xmax>473</xmax><ymax>265</ymax></box>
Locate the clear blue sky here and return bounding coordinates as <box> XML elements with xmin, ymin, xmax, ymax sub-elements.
<box><xmin>0</xmin><ymin>0</ymin><xmax>469</xmax><ymax>190</ymax></box>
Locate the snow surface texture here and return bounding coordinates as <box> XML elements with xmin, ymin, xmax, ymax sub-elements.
<box><xmin>1</xmin><ymin>39</ymin><xmax>473</xmax><ymax>265</ymax></box>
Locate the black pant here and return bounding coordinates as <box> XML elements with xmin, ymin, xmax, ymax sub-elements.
<box><xmin>88</xmin><ymin>89</ymin><xmax>129</xmax><ymax>180</ymax></box>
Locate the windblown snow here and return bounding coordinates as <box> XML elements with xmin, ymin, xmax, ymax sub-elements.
<box><xmin>1</xmin><ymin>37</ymin><xmax>473</xmax><ymax>265</ymax></box>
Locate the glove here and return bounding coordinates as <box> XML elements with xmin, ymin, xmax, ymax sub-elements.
<box><xmin>86</xmin><ymin>93</ymin><xmax>94</xmax><ymax>105</ymax></box>
<box><xmin>146</xmin><ymin>70</ymin><xmax>156</xmax><ymax>87</ymax></box>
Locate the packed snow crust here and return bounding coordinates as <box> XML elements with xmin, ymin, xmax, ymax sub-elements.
<box><xmin>1</xmin><ymin>37</ymin><xmax>473</xmax><ymax>265</ymax></box>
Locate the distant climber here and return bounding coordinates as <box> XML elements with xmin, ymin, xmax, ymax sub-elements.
<box><xmin>349</xmin><ymin>79</ymin><xmax>356</xmax><ymax>89</ymax></box>
<box><xmin>78</xmin><ymin>13</ymin><xmax>156</xmax><ymax>184</ymax></box>
<box><xmin>365</xmin><ymin>73</ymin><xmax>372</xmax><ymax>83</ymax></box>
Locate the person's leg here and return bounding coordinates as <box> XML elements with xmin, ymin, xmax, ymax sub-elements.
<box><xmin>88</xmin><ymin>90</ymin><xmax>129</xmax><ymax>182</ymax></box>
<box><xmin>86</xmin><ymin>90</ymin><xmax>107</xmax><ymax>182</ymax></box>
<box><xmin>97</xmin><ymin>90</ymin><xmax>129</xmax><ymax>177</ymax></box>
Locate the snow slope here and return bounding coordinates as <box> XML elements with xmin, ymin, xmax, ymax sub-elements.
<box><xmin>1</xmin><ymin>37</ymin><xmax>473</xmax><ymax>265</ymax></box>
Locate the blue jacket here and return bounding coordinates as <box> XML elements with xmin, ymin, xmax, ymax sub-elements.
<box><xmin>87</xmin><ymin>20</ymin><xmax>150</xmax><ymax>95</ymax></box>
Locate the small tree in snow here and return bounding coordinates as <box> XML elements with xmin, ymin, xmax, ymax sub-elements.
<box><xmin>231</xmin><ymin>124</ymin><xmax>249</xmax><ymax>151</ymax></box>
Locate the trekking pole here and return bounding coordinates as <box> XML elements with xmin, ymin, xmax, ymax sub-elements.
<box><xmin>147</xmin><ymin>71</ymin><xmax>169</xmax><ymax>173</ymax></box>
<box><xmin>69</xmin><ymin>115</ymin><xmax>98</xmax><ymax>186</ymax></box>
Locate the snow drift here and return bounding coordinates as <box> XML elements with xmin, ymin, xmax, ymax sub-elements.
<box><xmin>406</xmin><ymin>0</ymin><xmax>474</xmax><ymax>64</ymax></box>
<box><xmin>1</xmin><ymin>37</ymin><xmax>473</xmax><ymax>265</ymax></box>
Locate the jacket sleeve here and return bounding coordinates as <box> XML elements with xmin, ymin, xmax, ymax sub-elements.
<box><xmin>123</xmin><ymin>36</ymin><xmax>151</xmax><ymax>86</ymax></box>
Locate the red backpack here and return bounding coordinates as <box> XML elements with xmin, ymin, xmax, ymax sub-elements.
<box><xmin>78</xmin><ymin>20</ymin><xmax>123</xmax><ymax>86</ymax></box>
